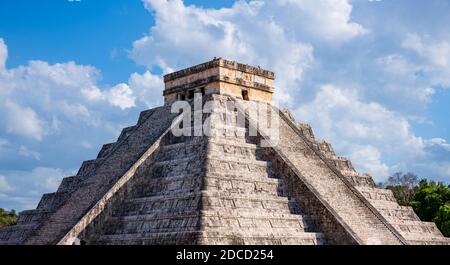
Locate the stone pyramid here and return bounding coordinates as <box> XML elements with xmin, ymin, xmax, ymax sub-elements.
<box><xmin>1</xmin><ymin>58</ymin><xmax>449</xmax><ymax>245</ymax></box>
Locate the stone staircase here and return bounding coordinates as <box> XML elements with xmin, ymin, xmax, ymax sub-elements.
<box><xmin>201</xmin><ymin>101</ymin><xmax>324</xmax><ymax>245</ymax></box>
<box><xmin>280</xmin><ymin>105</ymin><xmax>450</xmax><ymax>245</ymax></box>
<box><xmin>2</xmin><ymin>94</ymin><xmax>448</xmax><ymax>245</ymax></box>
<box><xmin>0</xmin><ymin>106</ymin><xmax>177</xmax><ymax>245</ymax></box>
<box><xmin>227</xmin><ymin>96</ymin><xmax>406</xmax><ymax>244</ymax></box>
<box><xmin>85</xmin><ymin>98</ymin><xmax>325</xmax><ymax>245</ymax></box>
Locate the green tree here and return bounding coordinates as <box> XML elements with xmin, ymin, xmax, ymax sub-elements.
<box><xmin>380</xmin><ymin>172</ymin><xmax>419</xmax><ymax>206</ymax></box>
<box><xmin>410</xmin><ymin>180</ymin><xmax>450</xmax><ymax>221</ymax></box>
<box><xmin>0</xmin><ymin>208</ymin><xmax>18</xmax><ymax>227</ymax></box>
<box><xmin>379</xmin><ymin>174</ymin><xmax>450</xmax><ymax>237</ymax></box>
<box><xmin>434</xmin><ymin>205</ymin><xmax>450</xmax><ymax>237</ymax></box>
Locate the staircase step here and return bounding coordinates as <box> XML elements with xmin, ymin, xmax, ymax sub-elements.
<box><xmin>36</xmin><ymin>191</ymin><xmax>69</xmax><ymax>212</ymax></box>
<box><xmin>204</xmin><ymin>176</ymin><xmax>287</xmax><ymax>197</ymax></box>
<box><xmin>150</xmin><ymin>156</ymin><xmax>204</xmax><ymax>178</ymax></box>
<box><xmin>135</xmin><ymin>174</ymin><xmax>200</xmax><ymax>197</ymax></box>
<box><xmin>129</xmin><ymin>190</ymin><xmax>291</xmax><ymax>205</ymax></box>
<box><xmin>0</xmin><ymin>224</ymin><xmax>37</xmax><ymax>244</ymax></box>
<box><xmin>135</xmin><ymin>173</ymin><xmax>286</xmax><ymax>198</ymax></box>
<box><xmin>377</xmin><ymin>206</ymin><xmax>420</xmax><ymax>222</ymax></box>
<box><xmin>201</xmin><ymin>229</ymin><xmax>324</xmax><ymax>240</ymax></box>
<box><xmin>357</xmin><ymin>187</ymin><xmax>397</xmax><ymax>202</ymax></box>
<box><xmin>340</xmin><ymin>170</ymin><xmax>376</xmax><ymax>187</ymax></box>
<box><xmin>92</xmin><ymin>231</ymin><xmax>202</xmax><ymax>245</ymax></box>
<box><xmin>117</xmin><ymin>126</ymin><xmax>137</xmax><ymax>142</ymax></box>
<box><xmin>208</xmin><ymin>139</ymin><xmax>258</xmax><ymax>160</ymax></box>
<box><xmin>117</xmin><ymin>200</ymin><xmax>301</xmax><ymax>218</ymax></box>
<box><xmin>103</xmin><ymin>214</ymin><xmax>313</xmax><ymax>236</ymax></box>
<box><xmin>96</xmin><ymin>143</ymin><xmax>116</xmax><ymax>159</ymax></box>
<box><xmin>206</xmin><ymin>157</ymin><xmax>269</xmax><ymax>177</ymax></box>
<box><xmin>137</xmin><ymin>109</ymin><xmax>156</xmax><ymax>125</ymax></box>
<box><xmin>115</xmin><ymin>210</ymin><xmax>311</xmax><ymax>222</ymax></box>
<box><xmin>206</xmin><ymin>172</ymin><xmax>280</xmax><ymax>183</ymax></box>
<box><xmin>57</xmin><ymin>176</ymin><xmax>83</xmax><ymax>193</ymax></box>
<box><xmin>392</xmin><ymin>221</ymin><xmax>444</xmax><ymax>237</ymax></box>
<box><xmin>76</xmin><ymin>159</ymin><xmax>102</xmax><ymax>177</ymax></box>
<box><xmin>94</xmin><ymin>229</ymin><xmax>325</xmax><ymax>245</ymax></box>
<box><xmin>158</xmin><ymin>140</ymin><xmax>206</xmax><ymax>161</ymax></box>
<box><xmin>407</xmin><ymin>237</ymin><xmax>450</xmax><ymax>245</ymax></box>
<box><xmin>330</xmin><ymin>157</ymin><xmax>355</xmax><ymax>171</ymax></box>
<box><xmin>120</xmin><ymin>190</ymin><xmax>303</xmax><ymax>218</ymax></box>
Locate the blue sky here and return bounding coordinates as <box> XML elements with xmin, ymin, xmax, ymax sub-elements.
<box><xmin>0</xmin><ymin>0</ymin><xmax>450</xmax><ymax>211</ymax></box>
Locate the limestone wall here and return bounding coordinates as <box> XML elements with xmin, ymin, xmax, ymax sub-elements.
<box><xmin>273</xmin><ymin>104</ymin><xmax>450</xmax><ymax>245</ymax></box>
<box><xmin>163</xmin><ymin>58</ymin><xmax>274</xmax><ymax>105</ymax></box>
<box><xmin>0</xmin><ymin>106</ymin><xmax>179</xmax><ymax>245</ymax></box>
<box><xmin>69</xmin><ymin>95</ymin><xmax>325</xmax><ymax>245</ymax></box>
<box><xmin>230</xmin><ymin>97</ymin><xmax>407</xmax><ymax>245</ymax></box>
<box><xmin>2</xmin><ymin>93</ymin><xmax>448</xmax><ymax>245</ymax></box>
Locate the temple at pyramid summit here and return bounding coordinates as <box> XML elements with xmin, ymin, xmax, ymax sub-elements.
<box><xmin>1</xmin><ymin>58</ymin><xmax>449</xmax><ymax>245</ymax></box>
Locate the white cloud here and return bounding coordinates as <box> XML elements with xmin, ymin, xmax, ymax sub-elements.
<box><xmin>0</xmin><ymin>58</ymin><xmax>100</xmax><ymax>108</ymax></box>
<box><xmin>265</xmin><ymin>0</ymin><xmax>367</xmax><ymax>42</ymax></box>
<box><xmin>373</xmin><ymin>54</ymin><xmax>436</xmax><ymax>112</ymax></box>
<box><xmin>424</xmin><ymin>138</ymin><xmax>450</xmax><ymax>151</ymax></box>
<box><xmin>0</xmin><ymin>167</ymin><xmax>71</xmax><ymax>210</ymax></box>
<box><xmin>403</xmin><ymin>33</ymin><xmax>450</xmax><ymax>67</ymax></box>
<box><xmin>80</xmin><ymin>140</ymin><xmax>93</xmax><ymax>149</ymax></box>
<box><xmin>0</xmin><ymin>193</ymin><xmax>37</xmax><ymax>211</ymax></box>
<box><xmin>128</xmin><ymin>71</ymin><xmax>164</xmax><ymax>108</ymax></box>
<box><xmin>60</xmin><ymin>102</ymin><xmax>91</xmax><ymax>119</ymax></box>
<box><xmin>376</xmin><ymin>54</ymin><xmax>418</xmax><ymax>77</ymax></box>
<box><xmin>0</xmin><ymin>138</ymin><xmax>10</xmax><ymax>159</ymax></box>
<box><xmin>2</xmin><ymin>1</ymin><xmax>450</xmax><ymax>213</ymax></box>
<box><xmin>0</xmin><ymin>58</ymin><xmax>101</xmax><ymax>141</ymax></box>
<box><xmin>3</xmin><ymin>167</ymin><xmax>66</xmax><ymax>192</ymax></box>
<box><xmin>295</xmin><ymin>84</ymin><xmax>429</xmax><ymax>180</ymax></box>
<box><xmin>0</xmin><ymin>38</ymin><xmax>7</xmax><ymax>72</ymax></box>
<box><xmin>0</xmin><ymin>175</ymin><xmax>12</xmax><ymax>192</ymax></box>
<box><xmin>132</xmin><ymin>0</ymin><xmax>366</xmax><ymax>105</ymax></box>
<box><xmin>347</xmin><ymin>145</ymin><xmax>390</xmax><ymax>182</ymax></box>
<box><xmin>105</xmin><ymin>83</ymin><xmax>136</xmax><ymax>110</ymax></box>
<box><xmin>402</xmin><ymin>33</ymin><xmax>450</xmax><ymax>87</ymax></box>
<box><xmin>126</xmin><ymin>0</ymin><xmax>450</xmax><ymax>182</ymax></box>
<box><xmin>81</xmin><ymin>83</ymin><xmax>136</xmax><ymax>110</ymax></box>
<box><xmin>40</xmin><ymin>168</ymin><xmax>67</xmax><ymax>187</ymax></box>
<box><xmin>18</xmin><ymin>145</ymin><xmax>41</xmax><ymax>161</ymax></box>
<box><xmin>81</xmin><ymin>86</ymin><xmax>104</xmax><ymax>102</ymax></box>
<box><xmin>24</xmin><ymin>60</ymin><xmax>100</xmax><ymax>87</ymax></box>
<box><xmin>0</xmin><ymin>38</ymin><xmax>143</xmax><ymax>144</ymax></box>
<box><xmin>0</xmin><ymin>138</ymin><xmax>8</xmax><ymax>149</ymax></box>
<box><xmin>3</xmin><ymin>100</ymin><xmax>44</xmax><ymax>141</ymax></box>
<box><xmin>402</xmin><ymin>34</ymin><xmax>424</xmax><ymax>56</ymax></box>
<box><xmin>412</xmin><ymin>161</ymin><xmax>450</xmax><ymax>181</ymax></box>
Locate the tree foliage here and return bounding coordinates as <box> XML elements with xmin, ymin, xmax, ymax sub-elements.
<box><xmin>410</xmin><ymin>180</ymin><xmax>450</xmax><ymax>222</ymax></box>
<box><xmin>0</xmin><ymin>208</ymin><xmax>18</xmax><ymax>227</ymax></box>
<box><xmin>379</xmin><ymin>173</ymin><xmax>450</xmax><ymax>237</ymax></box>
<box><xmin>434</xmin><ymin>205</ymin><xmax>450</xmax><ymax>237</ymax></box>
<box><xmin>380</xmin><ymin>172</ymin><xmax>419</xmax><ymax>206</ymax></box>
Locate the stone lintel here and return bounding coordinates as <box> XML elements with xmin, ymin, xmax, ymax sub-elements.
<box><xmin>162</xmin><ymin>58</ymin><xmax>276</xmax><ymax>104</ymax></box>
<box><xmin>163</xmin><ymin>58</ymin><xmax>275</xmax><ymax>82</ymax></box>
<box><xmin>162</xmin><ymin>75</ymin><xmax>274</xmax><ymax>96</ymax></box>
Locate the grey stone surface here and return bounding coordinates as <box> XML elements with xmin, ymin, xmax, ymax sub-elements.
<box><xmin>275</xmin><ymin>105</ymin><xmax>449</xmax><ymax>245</ymax></box>
<box><xmin>0</xmin><ymin>59</ymin><xmax>448</xmax><ymax>245</ymax></box>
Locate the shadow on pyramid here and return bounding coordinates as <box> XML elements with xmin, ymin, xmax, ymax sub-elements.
<box><xmin>1</xmin><ymin>59</ymin><xmax>448</xmax><ymax>245</ymax></box>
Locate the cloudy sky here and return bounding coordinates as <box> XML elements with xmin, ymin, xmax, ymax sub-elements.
<box><xmin>1</xmin><ymin>0</ymin><xmax>450</xmax><ymax>211</ymax></box>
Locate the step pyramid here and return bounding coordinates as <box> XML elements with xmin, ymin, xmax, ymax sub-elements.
<box><xmin>0</xmin><ymin>58</ymin><xmax>448</xmax><ymax>245</ymax></box>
